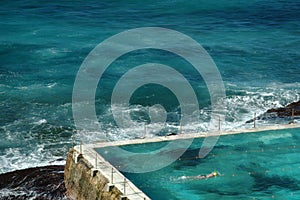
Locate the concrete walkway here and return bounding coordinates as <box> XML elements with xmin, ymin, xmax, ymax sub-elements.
<box><xmin>74</xmin><ymin>144</ymin><xmax>150</xmax><ymax>200</ymax></box>
<box><xmin>86</xmin><ymin>123</ymin><xmax>300</xmax><ymax>149</ymax></box>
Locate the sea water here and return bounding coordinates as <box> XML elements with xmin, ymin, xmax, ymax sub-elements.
<box><xmin>0</xmin><ymin>0</ymin><xmax>299</xmax><ymax>183</ymax></box>
<box><xmin>97</xmin><ymin>128</ymin><xmax>300</xmax><ymax>199</ymax></box>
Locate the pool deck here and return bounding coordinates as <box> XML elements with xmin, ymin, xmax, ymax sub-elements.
<box><xmin>72</xmin><ymin>123</ymin><xmax>300</xmax><ymax>200</ymax></box>
<box><xmin>72</xmin><ymin>145</ymin><xmax>150</xmax><ymax>200</ymax></box>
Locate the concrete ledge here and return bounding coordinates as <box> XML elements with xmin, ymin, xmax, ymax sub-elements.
<box><xmin>64</xmin><ymin>149</ymin><xmax>124</xmax><ymax>200</ymax></box>
<box><xmin>65</xmin><ymin>148</ymin><xmax>150</xmax><ymax>200</ymax></box>
<box><xmin>85</xmin><ymin>123</ymin><xmax>300</xmax><ymax>149</ymax></box>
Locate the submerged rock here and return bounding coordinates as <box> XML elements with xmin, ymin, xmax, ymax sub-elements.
<box><xmin>246</xmin><ymin>100</ymin><xmax>300</xmax><ymax>123</ymax></box>
<box><xmin>0</xmin><ymin>165</ymin><xmax>67</xmax><ymax>200</ymax></box>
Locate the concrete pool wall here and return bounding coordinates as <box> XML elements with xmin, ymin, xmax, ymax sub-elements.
<box><xmin>64</xmin><ymin>147</ymin><xmax>150</xmax><ymax>200</ymax></box>
<box><xmin>64</xmin><ymin>123</ymin><xmax>300</xmax><ymax>200</ymax></box>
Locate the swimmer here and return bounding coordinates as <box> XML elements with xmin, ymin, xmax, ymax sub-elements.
<box><xmin>204</xmin><ymin>171</ymin><xmax>218</xmax><ymax>179</ymax></box>
<box><xmin>180</xmin><ymin>171</ymin><xmax>219</xmax><ymax>180</ymax></box>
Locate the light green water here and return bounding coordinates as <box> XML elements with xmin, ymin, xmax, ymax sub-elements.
<box><xmin>96</xmin><ymin>128</ymin><xmax>300</xmax><ymax>199</ymax></box>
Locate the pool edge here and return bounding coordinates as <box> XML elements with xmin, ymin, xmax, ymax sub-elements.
<box><xmin>65</xmin><ymin>123</ymin><xmax>300</xmax><ymax>200</ymax></box>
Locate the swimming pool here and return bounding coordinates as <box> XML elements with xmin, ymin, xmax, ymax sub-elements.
<box><xmin>96</xmin><ymin>128</ymin><xmax>300</xmax><ymax>199</ymax></box>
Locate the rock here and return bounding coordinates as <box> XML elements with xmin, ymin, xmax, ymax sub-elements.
<box><xmin>0</xmin><ymin>165</ymin><xmax>67</xmax><ymax>200</ymax></box>
<box><xmin>167</xmin><ymin>132</ymin><xmax>177</xmax><ymax>136</ymax></box>
<box><xmin>246</xmin><ymin>100</ymin><xmax>300</xmax><ymax>123</ymax></box>
<box><xmin>266</xmin><ymin>100</ymin><xmax>300</xmax><ymax>117</ymax></box>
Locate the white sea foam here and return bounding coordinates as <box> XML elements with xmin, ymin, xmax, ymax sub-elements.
<box><xmin>0</xmin><ymin>188</ymin><xmax>68</xmax><ymax>200</ymax></box>
<box><xmin>34</xmin><ymin>119</ymin><xmax>47</xmax><ymax>125</ymax></box>
<box><xmin>1</xmin><ymin>83</ymin><xmax>299</xmax><ymax>174</ymax></box>
<box><xmin>15</xmin><ymin>86</ymin><xmax>29</xmax><ymax>90</ymax></box>
<box><xmin>76</xmin><ymin>83</ymin><xmax>300</xmax><ymax>144</ymax></box>
<box><xmin>0</xmin><ymin>189</ymin><xmax>33</xmax><ymax>199</ymax></box>
<box><xmin>0</xmin><ymin>144</ymin><xmax>66</xmax><ymax>174</ymax></box>
<box><xmin>46</xmin><ymin>82</ymin><xmax>57</xmax><ymax>88</ymax></box>
<box><xmin>0</xmin><ymin>119</ymin><xmax>69</xmax><ymax>174</ymax></box>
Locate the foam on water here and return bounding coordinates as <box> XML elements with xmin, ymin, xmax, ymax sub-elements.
<box><xmin>1</xmin><ymin>0</ymin><xmax>299</xmax><ymax>182</ymax></box>
<box><xmin>1</xmin><ymin>81</ymin><xmax>299</xmax><ymax>174</ymax></box>
<box><xmin>0</xmin><ymin>102</ymin><xmax>73</xmax><ymax>173</ymax></box>
<box><xmin>0</xmin><ymin>189</ymin><xmax>36</xmax><ymax>199</ymax></box>
<box><xmin>0</xmin><ymin>144</ymin><xmax>67</xmax><ymax>174</ymax></box>
<box><xmin>74</xmin><ymin>81</ymin><xmax>300</xmax><ymax>145</ymax></box>
<box><xmin>34</xmin><ymin>119</ymin><xmax>47</xmax><ymax>125</ymax></box>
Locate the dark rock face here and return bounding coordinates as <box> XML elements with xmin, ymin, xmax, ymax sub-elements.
<box><xmin>266</xmin><ymin>100</ymin><xmax>300</xmax><ymax>117</ymax></box>
<box><xmin>0</xmin><ymin>165</ymin><xmax>67</xmax><ymax>200</ymax></box>
<box><xmin>246</xmin><ymin>100</ymin><xmax>300</xmax><ymax>123</ymax></box>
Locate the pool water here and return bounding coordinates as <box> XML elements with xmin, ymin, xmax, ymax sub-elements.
<box><xmin>96</xmin><ymin>128</ymin><xmax>300</xmax><ymax>199</ymax></box>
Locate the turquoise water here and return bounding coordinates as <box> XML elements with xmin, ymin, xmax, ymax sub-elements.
<box><xmin>96</xmin><ymin>128</ymin><xmax>300</xmax><ymax>199</ymax></box>
<box><xmin>1</xmin><ymin>0</ymin><xmax>300</xmax><ymax>175</ymax></box>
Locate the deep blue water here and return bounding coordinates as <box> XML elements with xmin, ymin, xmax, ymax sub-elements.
<box><xmin>0</xmin><ymin>0</ymin><xmax>299</xmax><ymax>194</ymax></box>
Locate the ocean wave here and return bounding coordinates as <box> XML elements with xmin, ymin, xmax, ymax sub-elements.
<box><xmin>74</xmin><ymin>83</ymin><xmax>299</xmax><ymax>144</ymax></box>
<box><xmin>1</xmin><ymin>82</ymin><xmax>299</xmax><ymax>174</ymax></box>
<box><xmin>0</xmin><ymin>145</ymin><xmax>67</xmax><ymax>174</ymax></box>
<box><xmin>0</xmin><ymin>117</ymin><xmax>72</xmax><ymax>174</ymax></box>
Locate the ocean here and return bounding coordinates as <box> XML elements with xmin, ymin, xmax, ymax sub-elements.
<box><xmin>0</xmin><ymin>0</ymin><xmax>299</xmax><ymax>199</ymax></box>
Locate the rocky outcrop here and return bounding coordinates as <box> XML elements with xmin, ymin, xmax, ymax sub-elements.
<box><xmin>0</xmin><ymin>165</ymin><xmax>66</xmax><ymax>200</ymax></box>
<box><xmin>246</xmin><ymin>100</ymin><xmax>300</xmax><ymax>123</ymax></box>
<box><xmin>64</xmin><ymin>149</ymin><xmax>122</xmax><ymax>200</ymax></box>
<box><xmin>266</xmin><ymin>100</ymin><xmax>300</xmax><ymax>117</ymax></box>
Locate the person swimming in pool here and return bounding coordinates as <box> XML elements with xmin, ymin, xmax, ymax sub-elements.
<box><xmin>181</xmin><ymin>171</ymin><xmax>219</xmax><ymax>180</ymax></box>
<box><xmin>204</xmin><ymin>171</ymin><xmax>218</xmax><ymax>179</ymax></box>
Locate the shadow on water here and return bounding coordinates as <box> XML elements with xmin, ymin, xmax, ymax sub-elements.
<box><xmin>239</xmin><ymin>162</ymin><xmax>300</xmax><ymax>192</ymax></box>
<box><xmin>251</xmin><ymin>173</ymin><xmax>300</xmax><ymax>192</ymax></box>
